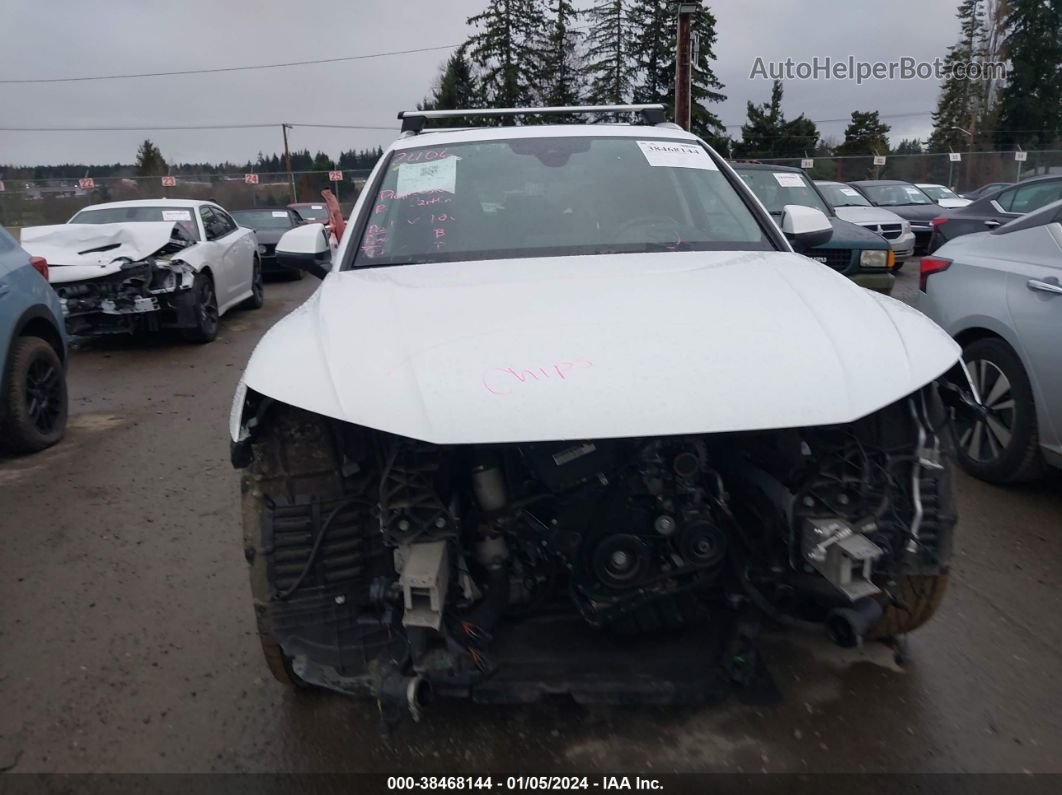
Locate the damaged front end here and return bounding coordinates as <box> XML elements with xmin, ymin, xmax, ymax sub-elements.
<box><xmin>20</xmin><ymin>221</ymin><xmax>202</xmax><ymax>337</ymax></box>
<box><xmin>54</xmin><ymin>254</ymin><xmax>198</xmax><ymax>336</ymax></box>
<box><xmin>234</xmin><ymin>383</ymin><xmax>956</xmax><ymax>726</ymax></box>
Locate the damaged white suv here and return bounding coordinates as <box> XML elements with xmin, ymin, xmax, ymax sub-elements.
<box><xmin>230</xmin><ymin>106</ymin><xmax>961</xmax><ymax>722</ymax></box>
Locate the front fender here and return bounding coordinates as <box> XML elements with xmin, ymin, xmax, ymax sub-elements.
<box><xmin>229</xmin><ymin>286</ymin><xmax>345</xmax><ymax>446</ymax></box>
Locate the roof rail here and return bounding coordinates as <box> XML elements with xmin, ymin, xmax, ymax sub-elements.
<box><xmin>396</xmin><ymin>104</ymin><xmax>668</xmax><ymax>134</ymax></box>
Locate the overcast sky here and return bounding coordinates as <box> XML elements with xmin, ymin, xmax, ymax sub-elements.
<box><xmin>0</xmin><ymin>0</ymin><xmax>962</xmax><ymax>168</ymax></box>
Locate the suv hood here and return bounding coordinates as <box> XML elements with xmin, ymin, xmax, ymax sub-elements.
<box><xmin>238</xmin><ymin>251</ymin><xmax>960</xmax><ymax>444</ymax></box>
<box><xmin>834</xmin><ymin>206</ymin><xmax>906</xmax><ymax>226</ymax></box>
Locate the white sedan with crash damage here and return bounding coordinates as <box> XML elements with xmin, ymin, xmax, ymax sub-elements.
<box><xmin>21</xmin><ymin>199</ymin><xmax>264</xmax><ymax>342</ymax></box>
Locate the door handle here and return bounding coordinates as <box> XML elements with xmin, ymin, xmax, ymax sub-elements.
<box><xmin>984</xmin><ymin>219</ymin><xmax>1001</xmax><ymax>228</ymax></box>
<box><xmin>1027</xmin><ymin>278</ymin><xmax>1062</xmax><ymax>295</ymax></box>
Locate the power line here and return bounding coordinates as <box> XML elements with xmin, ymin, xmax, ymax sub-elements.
<box><xmin>0</xmin><ymin>44</ymin><xmax>462</xmax><ymax>85</ymax></box>
<box><xmin>0</xmin><ymin>122</ymin><xmax>396</xmax><ymax>132</ymax></box>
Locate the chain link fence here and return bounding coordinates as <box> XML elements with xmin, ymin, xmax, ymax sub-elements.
<box><xmin>0</xmin><ymin>169</ymin><xmax>374</xmax><ymax>232</ymax></box>
<box><xmin>749</xmin><ymin>149</ymin><xmax>1062</xmax><ymax>192</ymax></box>
<box><xmin>5</xmin><ymin>152</ymin><xmax>1062</xmax><ymax>235</ymax></box>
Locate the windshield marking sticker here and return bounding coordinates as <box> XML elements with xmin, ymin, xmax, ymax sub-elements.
<box><xmin>271</xmin><ymin>211</ymin><xmax>288</xmax><ymax>218</ymax></box>
<box><xmin>840</xmin><ymin>188</ymin><xmax>860</xmax><ymax>196</ymax></box>
<box><xmin>773</xmin><ymin>172</ymin><xmax>805</xmax><ymax>188</ymax></box>
<box><xmin>161</xmin><ymin>210</ymin><xmax>192</xmax><ymax>221</ymax></box>
<box><xmin>636</xmin><ymin>141</ymin><xmax>717</xmax><ymax>171</ymax></box>
<box><xmin>396</xmin><ymin>156</ymin><xmax>458</xmax><ymax>196</ymax></box>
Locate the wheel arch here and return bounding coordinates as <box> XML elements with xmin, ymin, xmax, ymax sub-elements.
<box><xmin>2</xmin><ymin>305</ymin><xmax>67</xmax><ymax>409</ymax></box>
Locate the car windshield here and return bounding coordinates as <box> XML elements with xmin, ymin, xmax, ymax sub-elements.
<box><xmin>818</xmin><ymin>183</ymin><xmax>872</xmax><ymax>207</ymax></box>
<box><xmin>231</xmin><ymin>209</ymin><xmax>295</xmax><ymax>229</ymax></box>
<box><xmin>352</xmin><ymin>136</ymin><xmax>772</xmax><ymax>267</ymax></box>
<box><xmin>69</xmin><ymin>205</ymin><xmax>201</xmax><ymax>240</ymax></box>
<box><xmin>735</xmin><ymin>169</ymin><xmax>831</xmax><ymax>216</ymax></box>
<box><xmin>862</xmin><ymin>184</ymin><xmax>934</xmax><ymax>206</ymax></box>
<box><xmin>920</xmin><ymin>185</ymin><xmax>960</xmax><ymax>201</ymax></box>
<box><xmin>293</xmin><ymin>205</ymin><xmax>329</xmax><ymax>221</ymax></box>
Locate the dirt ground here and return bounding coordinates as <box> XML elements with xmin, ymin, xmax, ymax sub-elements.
<box><xmin>1</xmin><ymin>267</ymin><xmax>1060</xmax><ymax>774</ymax></box>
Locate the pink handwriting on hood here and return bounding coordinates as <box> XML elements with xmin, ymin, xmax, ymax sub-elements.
<box><xmin>482</xmin><ymin>359</ymin><xmax>593</xmax><ymax>396</ymax></box>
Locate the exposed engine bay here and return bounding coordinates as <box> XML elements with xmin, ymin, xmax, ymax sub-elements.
<box><xmin>237</xmin><ymin>386</ymin><xmax>955</xmax><ymax>723</ymax></box>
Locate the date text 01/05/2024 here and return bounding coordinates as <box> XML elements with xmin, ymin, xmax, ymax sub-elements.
<box><xmin>386</xmin><ymin>776</ymin><xmax>664</xmax><ymax>791</ymax></box>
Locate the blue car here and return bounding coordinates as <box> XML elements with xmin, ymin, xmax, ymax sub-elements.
<box><xmin>0</xmin><ymin>225</ymin><xmax>68</xmax><ymax>453</ymax></box>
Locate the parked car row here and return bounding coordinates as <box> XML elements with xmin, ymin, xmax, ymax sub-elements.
<box><xmin>733</xmin><ymin>164</ymin><xmax>895</xmax><ymax>292</ymax></box>
<box><xmin>1</xmin><ymin>197</ymin><xmax>340</xmax><ymax>456</ymax></box>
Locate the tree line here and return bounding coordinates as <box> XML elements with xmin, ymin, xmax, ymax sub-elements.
<box><xmin>1</xmin><ymin>141</ymin><xmax>384</xmax><ymax>182</ymax></box>
<box><xmin>417</xmin><ymin>0</ymin><xmax>729</xmax><ymax>148</ymax></box>
<box><xmin>928</xmin><ymin>0</ymin><xmax>1061</xmax><ymax>153</ymax></box>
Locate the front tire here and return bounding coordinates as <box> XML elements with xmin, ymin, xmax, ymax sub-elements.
<box><xmin>182</xmin><ymin>272</ymin><xmax>219</xmax><ymax>344</ymax></box>
<box><xmin>953</xmin><ymin>337</ymin><xmax>1042</xmax><ymax>483</ymax></box>
<box><xmin>243</xmin><ymin>257</ymin><xmax>265</xmax><ymax>310</ymax></box>
<box><xmin>0</xmin><ymin>336</ymin><xmax>68</xmax><ymax>454</ymax></box>
<box><xmin>867</xmin><ymin>574</ymin><xmax>949</xmax><ymax>639</ymax></box>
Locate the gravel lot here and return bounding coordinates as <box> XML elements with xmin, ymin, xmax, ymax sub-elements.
<box><xmin>1</xmin><ymin>265</ymin><xmax>1060</xmax><ymax>774</ymax></box>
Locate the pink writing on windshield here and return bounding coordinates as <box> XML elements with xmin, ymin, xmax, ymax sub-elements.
<box><xmin>392</xmin><ymin>149</ymin><xmax>451</xmax><ymax>166</ymax></box>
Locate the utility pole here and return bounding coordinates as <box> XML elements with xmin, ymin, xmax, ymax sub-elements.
<box><xmin>282</xmin><ymin>123</ymin><xmax>297</xmax><ymax>203</ymax></box>
<box><xmin>674</xmin><ymin>3</ymin><xmax>699</xmax><ymax>131</ymax></box>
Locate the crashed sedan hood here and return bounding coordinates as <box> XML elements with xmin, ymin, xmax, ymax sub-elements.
<box><xmin>241</xmin><ymin>251</ymin><xmax>960</xmax><ymax>444</ymax></box>
<box><xmin>20</xmin><ymin>222</ymin><xmax>182</xmax><ymax>284</ymax></box>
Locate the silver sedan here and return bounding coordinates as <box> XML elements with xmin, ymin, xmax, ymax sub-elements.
<box><xmin>917</xmin><ymin>199</ymin><xmax>1062</xmax><ymax>482</ymax></box>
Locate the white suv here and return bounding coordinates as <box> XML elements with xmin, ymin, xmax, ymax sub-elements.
<box><xmin>229</xmin><ymin>105</ymin><xmax>961</xmax><ymax>724</ymax></box>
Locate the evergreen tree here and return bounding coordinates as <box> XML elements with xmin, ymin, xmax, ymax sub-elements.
<box><xmin>776</xmin><ymin>115</ymin><xmax>819</xmax><ymax>159</ymax></box>
<box><xmin>135</xmin><ymin>139</ymin><xmax>168</xmax><ymax>177</ymax></box>
<box><xmin>893</xmin><ymin>138</ymin><xmax>926</xmax><ymax>154</ymax></box>
<box><xmin>538</xmin><ymin>0</ymin><xmax>584</xmax><ymax>109</ymax></box>
<box><xmin>629</xmin><ymin>0</ymin><xmax>672</xmax><ymax>105</ymax></box>
<box><xmin>466</xmin><ymin>0</ymin><xmax>547</xmax><ymax>116</ymax></box>
<box><xmin>584</xmin><ymin>0</ymin><xmax>637</xmax><ymax>106</ymax></box>
<box><xmin>834</xmin><ymin>111</ymin><xmax>891</xmax><ymax>157</ymax></box>
<box><xmin>418</xmin><ymin>50</ymin><xmax>482</xmax><ymax>126</ymax></box>
<box><xmin>928</xmin><ymin>0</ymin><xmax>987</xmax><ymax>153</ymax></box>
<box><xmin>732</xmin><ymin>81</ymin><xmax>818</xmax><ymax>159</ymax></box>
<box><xmin>733</xmin><ymin>80</ymin><xmax>785</xmax><ymax>158</ymax></box>
<box><xmin>994</xmin><ymin>0</ymin><xmax>1062</xmax><ymax>148</ymax></box>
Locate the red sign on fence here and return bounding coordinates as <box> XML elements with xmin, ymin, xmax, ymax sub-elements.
<box><xmin>78</xmin><ymin>177</ymin><xmax>95</xmax><ymax>189</ymax></box>
<box><xmin>328</xmin><ymin>170</ymin><xmax>343</xmax><ymax>182</ymax></box>
<box><xmin>244</xmin><ymin>173</ymin><xmax>259</xmax><ymax>185</ymax></box>
<box><xmin>161</xmin><ymin>175</ymin><xmax>177</xmax><ymax>187</ymax></box>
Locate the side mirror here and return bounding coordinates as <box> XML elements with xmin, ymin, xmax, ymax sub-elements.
<box><xmin>276</xmin><ymin>223</ymin><xmax>332</xmax><ymax>279</ymax></box>
<box><xmin>780</xmin><ymin>204</ymin><xmax>833</xmax><ymax>252</ymax></box>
